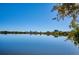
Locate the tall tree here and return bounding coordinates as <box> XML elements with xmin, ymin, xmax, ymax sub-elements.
<box><xmin>52</xmin><ymin>3</ymin><xmax>79</xmax><ymax>29</ymax></box>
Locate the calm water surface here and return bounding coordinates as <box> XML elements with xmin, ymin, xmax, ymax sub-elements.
<box><xmin>0</xmin><ymin>34</ymin><xmax>79</xmax><ymax>55</ymax></box>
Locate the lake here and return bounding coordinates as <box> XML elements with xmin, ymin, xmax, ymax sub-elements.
<box><xmin>0</xmin><ymin>34</ymin><xmax>79</xmax><ymax>55</ymax></box>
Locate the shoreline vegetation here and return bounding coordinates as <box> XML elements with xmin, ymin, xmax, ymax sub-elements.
<box><xmin>0</xmin><ymin>30</ymin><xmax>76</xmax><ymax>37</ymax></box>
<box><xmin>0</xmin><ymin>30</ymin><xmax>79</xmax><ymax>46</ymax></box>
<box><xmin>0</xmin><ymin>30</ymin><xmax>74</xmax><ymax>37</ymax></box>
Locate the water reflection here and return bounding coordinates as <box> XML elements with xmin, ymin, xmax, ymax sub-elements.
<box><xmin>67</xmin><ymin>33</ymin><xmax>79</xmax><ymax>47</ymax></box>
<box><xmin>0</xmin><ymin>31</ymin><xmax>79</xmax><ymax>48</ymax></box>
<box><xmin>1</xmin><ymin>31</ymin><xmax>79</xmax><ymax>54</ymax></box>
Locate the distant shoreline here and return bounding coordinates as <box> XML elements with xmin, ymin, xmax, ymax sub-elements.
<box><xmin>0</xmin><ymin>31</ymin><xmax>72</xmax><ymax>37</ymax></box>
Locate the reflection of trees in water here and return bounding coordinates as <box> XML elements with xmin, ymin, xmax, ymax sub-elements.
<box><xmin>0</xmin><ymin>30</ymin><xmax>79</xmax><ymax>47</ymax></box>
<box><xmin>51</xmin><ymin>31</ymin><xmax>79</xmax><ymax>47</ymax></box>
<box><xmin>66</xmin><ymin>32</ymin><xmax>79</xmax><ymax>47</ymax></box>
<box><xmin>50</xmin><ymin>3</ymin><xmax>79</xmax><ymax>47</ymax></box>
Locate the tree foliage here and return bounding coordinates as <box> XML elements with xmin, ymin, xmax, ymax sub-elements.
<box><xmin>52</xmin><ymin>3</ymin><xmax>79</xmax><ymax>29</ymax></box>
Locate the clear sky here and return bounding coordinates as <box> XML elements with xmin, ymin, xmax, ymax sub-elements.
<box><xmin>0</xmin><ymin>3</ymin><xmax>71</xmax><ymax>31</ymax></box>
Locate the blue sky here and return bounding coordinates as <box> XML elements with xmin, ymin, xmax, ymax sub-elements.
<box><xmin>0</xmin><ymin>3</ymin><xmax>71</xmax><ymax>31</ymax></box>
